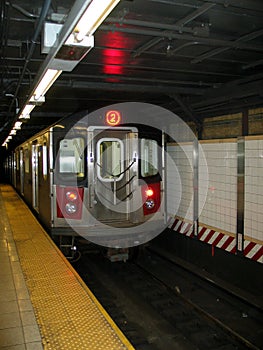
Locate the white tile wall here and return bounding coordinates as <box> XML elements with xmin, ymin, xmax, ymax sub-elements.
<box><xmin>199</xmin><ymin>142</ymin><xmax>237</xmax><ymax>233</ymax></box>
<box><xmin>167</xmin><ymin>144</ymin><xmax>193</xmax><ymax>222</ymax></box>
<box><xmin>167</xmin><ymin>142</ymin><xmax>237</xmax><ymax>232</ymax></box>
<box><xmin>244</xmin><ymin>139</ymin><xmax>263</xmax><ymax>242</ymax></box>
<box><xmin>167</xmin><ymin>139</ymin><xmax>263</xmax><ymax>247</ymax></box>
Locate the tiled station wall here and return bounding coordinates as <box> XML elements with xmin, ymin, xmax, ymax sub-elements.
<box><xmin>244</xmin><ymin>137</ymin><xmax>263</xmax><ymax>260</ymax></box>
<box><xmin>199</xmin><ymin>140</ymin><xmax>237</xmax><ymax>234</ymax></box>
<box><xmin>167</xmin><ymin>143</ymin><xmax>193</xmax><ymax>223</ymax></box>
<box><xmin>167</xmin><ymin>136</ymin><xmax>263</xmax><ymax>264</ymax></box>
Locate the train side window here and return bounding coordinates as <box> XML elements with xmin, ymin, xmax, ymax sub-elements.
<box><xmin>97</xmin><ymin>138</ymin><xmax>124</xmax><ymax>182</ymax></box>
<box><xmin>58</xmin><ymin>137</ymin><xmax>85</xmax><ymax>178</ymax></box>
<box><xmin>24</xmin><ymin>148</ymin><xmax>29</xmax><ymax>173</ymax></box>
<box><xmin>16</xmin><ymin>152</ymin><xmax>20</xmax><ymax>171</ymax></box>
<box><xmin>141</xmin><ymin>139</ymin><xmax>158</xmax><ymax>177</ymax></box>
<box><xmin>42</xmin><ymin>143</ymin><xmax>47</xmax><ymax>179</ymax></box>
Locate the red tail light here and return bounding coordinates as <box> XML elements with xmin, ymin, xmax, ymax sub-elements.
<box><xmin>145</xmin><ymin>188</ymin><xmax>154</xmax><ymax>197</ymax></box>
<box><xmin>141</xmin><ymin>182</ymin><xmax>161</xmax><ymax>215</ymax></box>
<box><xmin>56</xmin><ymin>186</ymin><xmax>84</xmax><ymax>219</ymax></box>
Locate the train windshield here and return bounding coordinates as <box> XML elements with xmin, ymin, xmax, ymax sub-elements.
<box><xmin>141</xmin><ymin>139</ymin><xmax>158</xmax><ymax>177</ymax></box>
<box><xmin>58</xmin><ymin>137</ymin><xmax>85</xmax><ymax>178</ymax></box>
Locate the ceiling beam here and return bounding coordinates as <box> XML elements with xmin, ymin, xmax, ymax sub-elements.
<box><xmin>149</xmin><ymin>0</ymin><xmax>263</xmax><ymax>13</ymax></box>
<box><xmin>243</xmin><ymin>58</ymin><xmax>263</xmax><ymax>70</ymax></box>
<box><xmin>175</xmin><ymin>2</ymin><xmax>215</xmax><ymax>27</ymax></box>
<box><xmin>101</xmin><ymin>25</ymin><xmax>263</xmax><ymax>53</ymax></box>
<box><xmin>192</xmin><ymin>28</ymin><xmax>263</xmax><ymax>64</ymax></box>
<box><xmin>130</xmin><ymin>2</ymin><xmax>215</xmax><ymax>57</ymax></box>
<box><xmin>62</xmin><ymin>80</ymin><xmax>207</xmax><ymax>95</ymax></box>
<box><xmin>170</xmin><ymin>94</ymin><xmax>202</xmax><ymax>130</ymax></box>
<box><xmin>192</xmin><ymin>79</ymin><xmax>263</xmax><ymax>109</ymax></box>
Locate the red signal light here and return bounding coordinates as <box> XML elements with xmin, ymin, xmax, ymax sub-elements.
<box><xmin>145</xmin><ymin>188</ymin><xmax>154</xmax><ymax>197</ymax></box>
<box><xmin>105</xmin><ymin>110</ymin><xmax>121</xmax><ymax>126</ymax></box>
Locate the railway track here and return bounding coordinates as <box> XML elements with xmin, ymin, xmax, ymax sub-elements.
<box><xmin>138</xmin><ymin>247</ymin><xmax>263</xmax><ymax>350</ymax></box>
<box><xmin>73</xmin><ymin>245</ymin><xmax>263</xmax><ymax>350</ymax></box>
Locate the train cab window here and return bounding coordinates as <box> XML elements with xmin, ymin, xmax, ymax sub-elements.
<box><xmin>97</xmin><ymin>138</ymin><xmax>124</xmax><ymax>182</ymax></box>
<box><xmin>58</xmin><ymin>137</ymin><xmax>85</xmax><ymax>178</ymax></box>
<box><xmin>141</xmin><ymin>139</ymin><xmax>158</xmax><ymax>177</ymax></box>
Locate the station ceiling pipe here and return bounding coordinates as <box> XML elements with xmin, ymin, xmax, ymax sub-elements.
<box><xmin>7</xmin><ymin>0</ymin><xmax>52</xmax><ymax>126</ymax></box>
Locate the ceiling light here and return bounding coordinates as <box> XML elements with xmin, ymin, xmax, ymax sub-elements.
<box><xmin>52</xmin><ymin>36</ymin><xmax>94</xmax><ymax>71</ymax></box>
<box><xmin>10</xmin><ymin>0</ymin><xmax>120</xmax><ymax>145</ymax></box>
<box><xmin>71</xmin><ymin>0</ymin><xmax>120</xmax><ymax>41</ymax></box>
<box><xmin>64</xmin><ymin>33</ymin><xmax>94</xmax><ymax>48</ymax></box>
<box><xmin>19</xmin><ymin>104</ymin><xmax>35</xmax><ymax>119</ymax></box>
<box><xmin>30</xmin><ymin>69</ymin><xmax>62</xmax><ymax>102</ymax></box>
<box><xmin>14</xmin><ymin>121</ymin><xmax>23</xmax><ymax>130</ymax></box>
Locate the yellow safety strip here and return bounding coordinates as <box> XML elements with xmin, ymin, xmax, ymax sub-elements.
<box><xmin>1</xmin><ymin>185</ymin><xmax>135</xmax><ymax>350</ymax></box>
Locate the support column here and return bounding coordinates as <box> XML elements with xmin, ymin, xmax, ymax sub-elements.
<box><xmin>236</xmin><ymin>110</ymin><xmax>249</xmax><ymax>255</ymax></box>
<box><xmin>236</xmin><ymin>137</ymin><xmax>245</xmax><ymax>255</ymax></box>
<box><xmin>193</xmin><ymin>137</ymin><xmax>199</xmax><ymax>237</ymax></box>
<box><xmin>170</xmin><ymin>94</ymin><xmax>201</xmax><ymax>237</ymax></box>
<box><xmin>242</xmin><ymin>109</ymin><xmax>249</xmax><ymax>136</ymax></box>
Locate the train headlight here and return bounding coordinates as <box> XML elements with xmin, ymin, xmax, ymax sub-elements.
<box><xmin>65</xmin><ymin>202</ymin><xmax>77</xmax><ymax>214</ymax></box>
<box><xmin>145</xmin><ymin>199</ymin><xmax>155</xmax><ymax>209</ymax></box>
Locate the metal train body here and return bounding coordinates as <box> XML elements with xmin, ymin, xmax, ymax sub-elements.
<box><xmin>9</xmin><ymin>105</ymin><xmax>166</xmax><ymax>257</ymax></box>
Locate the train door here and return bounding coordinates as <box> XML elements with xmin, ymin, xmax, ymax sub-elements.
<box><xmin>88</xmin><ymin>127</ymin><xmax>138</xmax><ymax>225</ymax></box>
<box><xmin>19</xmin><ymin>149</ymin><xmax>24</xmax><ymax>195</ymax></box>
<box><xmin>32</xmin><ymin>144</ymin><xmax>39</xmax><ymax>212</ymax></box>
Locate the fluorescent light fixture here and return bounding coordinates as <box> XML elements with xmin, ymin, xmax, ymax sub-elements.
<box><xmin>19</xmin><ymin>104</ymin><xmax>35</xmax><ymax>119</ymax></box>
<box><xmin>9</xmin><ymin>0</ymin><xmax>120</xmax><ymax>144</ymax></box>
<box><xmin>2</xmin><ymin>136</ymin><xmax>9</xmax><ymax>146</ymax></box>
<box><xmin>71</xmin><ymin>0</ymin><xmax>120</xmax><ymax>41</ymax></box>
<box><xmin>30</xmin><ymin>69</ymin><xmax>62</xmax><ymax>101</ymax></box>
<box><xmin>14</xmin><ymin>121</ymin><xmax>23</xmax><ymax>130</ymax></box>
<box><xmin>51</xmin><ymin>36</ymin><xmax>94</xmax><ymax>71</ymax></box>
<box><xmin>65</xmin><ymin>33</ymin><xmax>94</xmax><ymax>48</ymax></box>
<box><xmin>10</xmin><ymin>130</ymin><xmax>17</xmax><ymax>135</ymax></box>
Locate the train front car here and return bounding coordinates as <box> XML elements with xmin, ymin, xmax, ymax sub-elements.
<box><xmin>52</xmin><ymin>105</ymin><xmax>166</xmax><ymax>259</ymax></box>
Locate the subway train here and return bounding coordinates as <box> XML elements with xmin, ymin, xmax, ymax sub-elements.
<box><xmin>7</xmin><ymin>103</ymin><xmax>167</xmax><ymax>260</ymax></box>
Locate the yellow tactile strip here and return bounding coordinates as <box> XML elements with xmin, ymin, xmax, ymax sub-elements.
<box><xmin>1</xmin><ymin>185</ymin><xmax>135</xmax><ymax>350</ymax></box>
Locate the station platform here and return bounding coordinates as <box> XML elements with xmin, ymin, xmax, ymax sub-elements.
<box><xmin>0</xmin><ymin>184</ymin><xmax>134</xmax><ymax>350</ymax></box>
